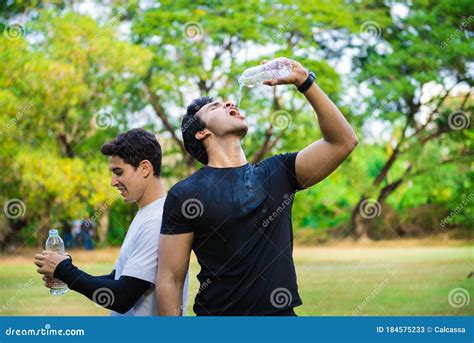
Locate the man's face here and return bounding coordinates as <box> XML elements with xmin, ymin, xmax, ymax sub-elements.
<box><xmin>197</xmin><ymin>100</ymin><xmax>248</xmax><ymax>139</ymax></box>
<box><xmin>108</xmin><ymin>156</ymin><xmax>146</xmax><ymax>203</ymax></box>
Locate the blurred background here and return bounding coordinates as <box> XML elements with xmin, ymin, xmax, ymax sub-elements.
<box><xmin>0</xmin><ymin>0</ymin><xmax>472</xmax><ymax>316</ymax></box>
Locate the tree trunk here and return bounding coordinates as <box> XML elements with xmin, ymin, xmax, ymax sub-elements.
<box><xmin>57</xmin><ymin>133</ymin><xmax>74</xmax><ymax>158</ymax></box>
<box><xmin>97</xmin><ymin>207</ymin><xmax>110</xmax><ymax>244</ymax></box>
<box><xmin>350</xmin><ymin>197</ymin><xmax>372</xmax><ymax>241</ymax></box>
<box><xmin>350</xmin><ymin>164</ymin><xmax>412</xmax><ymax>240</ymax></box>
<box><xmin>38</xmin><ymin>214</ymin><xmax>52</xmax><ymax>248</ymax></box>
<box><xmin>144</xmin><ymin>82</ymin><xmax>195</xmax><ymax>170</ymax></box>
<box><xmin>373</xmin><ymin>146</ymin><xmax>400</xmax><ymax>186</ymax></box>
<box><xmin>349</xmin><ymin>149</ymin><xmax>399</xmax><ymax>240</ymax></box>
<box><xmin>347</xmin><ymin>86</ymin><xmax>465</xmax><ymax>240</ymax></box>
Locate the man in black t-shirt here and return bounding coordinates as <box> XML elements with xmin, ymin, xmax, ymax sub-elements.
<box><xmin>156</xmin><ymin>57</ymin><xmax>358</xmax><ymax>316</ymax></box>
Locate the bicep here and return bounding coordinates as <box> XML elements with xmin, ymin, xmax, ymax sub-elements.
<box><xmin>295</xmin><ymin>139</ymin><xmax>352</xmax><ymax>188</ymax></box>
<box><xmin>157</xmin><ymin>233</ymin><xmax>193</xmax><ymax>285</ymax></box>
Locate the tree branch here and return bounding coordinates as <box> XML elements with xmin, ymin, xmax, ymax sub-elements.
<box><xmin>57</xmin><ymin>108</ymin><xmax>74</xmax><ymax>158</ymax></box>
<box><xmin>372</xmin><ymin>101</ymin><xmax>417</xmax><ymax>187</ymax></box>
<box><xmin>406</xmin><ymin>151</ymin><xmax>471</xmax><ymax>179</ymax></box>
<box><xmin>144</xmin><ymin>77</ymin><xmax>195</xmax><ymax>168</ymax></box>
<box><xmin>411</xmin><ymin>84</ymin><xmax>455</xmax><ymax>138</ymax></box>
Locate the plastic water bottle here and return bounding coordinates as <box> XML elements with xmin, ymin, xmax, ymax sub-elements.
<box><xmin>45</xmin><ymin>229</ymin><xmax>69</xmax><ymax>296</ymax></box>
<box><xmin>238</xmin><ymin>57</ymin><xmax>292</xmax><ymax>88</ymax></box>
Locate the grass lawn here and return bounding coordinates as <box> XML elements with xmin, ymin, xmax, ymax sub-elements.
<box><xmin>0</xmin><ymin>240</ymin><xmax>472</xmax><ymax>316</ymax></box>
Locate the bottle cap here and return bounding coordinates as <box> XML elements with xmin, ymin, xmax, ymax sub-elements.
<box><xmin>49</xmin><ymin>229</ymin><xmax>59</xmax><ymax>236</ymax></box>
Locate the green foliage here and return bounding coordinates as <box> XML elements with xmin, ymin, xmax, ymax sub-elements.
<box><xmin>0</xmin><ymin>10</ymin><xmax>152</xmax><ymax>243</ymax></box>
<box><xmin>0</xmin><ymin>1</ymin><xmax>471</xmax><ymax>245</ymax></box>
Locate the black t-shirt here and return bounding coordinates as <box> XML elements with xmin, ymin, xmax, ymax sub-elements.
<box><xmin>161</xmin><ymin>153</ymin><xmax>303</xmax><ymax>315</ymax></box>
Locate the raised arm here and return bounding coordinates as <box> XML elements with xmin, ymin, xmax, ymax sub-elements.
<box><xmin>156</xmin><ymin>232</ymin><xmax>193</xmax><ymax>316</ymax></box>
<box><xmin>263</xmin><ymin>58</ymin><xmax>358</xmax><ymax>189</ymax></box>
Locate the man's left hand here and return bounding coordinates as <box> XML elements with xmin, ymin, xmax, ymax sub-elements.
<box><xmin>34</xmin><ymin>251</ymin><xmax>69</xmax><ymax>278</ymax></box>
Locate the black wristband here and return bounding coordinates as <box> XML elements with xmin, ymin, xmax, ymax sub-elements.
<box><xmin>297</xmin><ymin>71</ymin><xmax>316</xmax><ymax>93</ymax></box>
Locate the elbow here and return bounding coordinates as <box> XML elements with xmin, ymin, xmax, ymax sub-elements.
<box><xmin>112</xmin><ymin>300</ymin><xmax>135</xmax><ymax>314</ymax></box>
<box><xmin>352</xmin><ymin>134</ymin><xmax>359</xmax><ymax>149</ymax></box>
<box><xmin>346</xmin><ymin>133</ymin><xmax>359</xmax><ymax>152</ymax></box>
<box><xmin>108</xmin><ymin>291</ymin><xmax>142</xmax><ymax>314</ymax></box>
<box><xmin>155</xmin><ymin>277</ymin><xmax>169</xmax><ymax>301</ymax></box>
<box><xmin>113</xmin><ymin>306</ymin><xmax>130</xmax><ymax>315</ymax></box>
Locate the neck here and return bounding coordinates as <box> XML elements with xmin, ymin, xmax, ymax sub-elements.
<box><xmin>137</xmin><ymin>177</ymin><xmax>166</xmax><ymax>208</ymax></box>
<box><xmin>206</xmin><ymin>135</ymin><xmax>247</xmax><ymax>168</ymax></box>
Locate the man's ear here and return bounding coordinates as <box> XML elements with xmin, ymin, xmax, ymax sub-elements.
<box><xmin>139</xmin><ymin>160</ymin><xmax>153</xmax><ymax>178</ymax></box>
<box><xmin>195</xmin><ymin>130</ymin><xmax>211</xmax><ymax>141</ymax></box>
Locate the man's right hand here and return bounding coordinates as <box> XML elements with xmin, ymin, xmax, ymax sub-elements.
<box><xmin>261</xmin><ymin>57</ymin><xmax>309</xmax><ymax>88</ymax></box>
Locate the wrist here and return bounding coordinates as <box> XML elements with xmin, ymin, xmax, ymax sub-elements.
<box><xmin>297</xmin><ymin>71</ymin><xmax>316</xmax><ymax>93</ymax></box>
<box><xmin>53</xmin><ymin>256</ymin><xmax>73</xmax><ymax>280</ymax></box>
<box><xmin>294</xmin><ymin>71</ymin><xmax>309</xmax><ymax>87</ymax></box>
<box><xmin>302</xmin><ymin>82</ymin><xmax>316</xmax><ymax>96</ymax></box>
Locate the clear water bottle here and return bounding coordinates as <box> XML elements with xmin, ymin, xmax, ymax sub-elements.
<box><xmin>238</xmin><ymin>57</ymin><xmax>292</xmax><ymax>88</ymax></box>
<box><xmin>45</xmin><ymin>229</ymin><xmax>69</xmax><ymax>296</ymax></box>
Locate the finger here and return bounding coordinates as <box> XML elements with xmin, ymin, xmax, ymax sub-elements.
<box><xmin>262</xmin><ymin>79</ymin><xmax>283</xmax><ymax>86</ymax></box>
<box><xmin>34</xmin><ymin>260</ymin><xmax>43</xmax><ymax>267</ymax></box>
<box><xmin>42</xmin><ymin>275</ymin><xmax>52</xmax><ymax>282</ymax></box>
<box><xmin>263</xmin><ymin>74</ymin><xmax>293</xmax><ymax>86</ymax></box>
<box><xmin>35</xmin><ymin>254</ymin><xmax>45</xmax><ymax>260</ymax></box>
<box><xmin>262</xmin><ymin>80</ymin><xmax>276</xmax><ymax>86</ymax></box>
<box><xmin>37</xmin><ymin>267</ymin><xmax>45</xmax><ymax>274</ymax></box>
<box><xmin>41</xmin><ymin>250</ymin><xmax>51</xmax><ymax>255</ymax></box>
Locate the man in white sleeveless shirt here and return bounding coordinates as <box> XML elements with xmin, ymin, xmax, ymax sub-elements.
<box><xmin>35</xmin><ymin>129</ymin><xmax>188</xmax><ymax>316</ymax></box>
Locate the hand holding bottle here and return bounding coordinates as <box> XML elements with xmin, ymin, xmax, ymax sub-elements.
<box><xmin>34</xmin><ymin>229</ymin><xmax>70</xmax><ymax>295</ymax></box>
<box><xmin>260</xmin><ymin>57</ymin><xmax>309</xmax><ymax>87</ymax></box>
<box><xmin>35</xmin><ymin>250</ymin><xmax>70</xmax><ymax>278</ymax></box>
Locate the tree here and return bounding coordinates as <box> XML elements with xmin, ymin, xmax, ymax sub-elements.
<box><xmin>0</xmin><ymin>10</ymin><xmax>152</xmax><ymax>246</ymax></box>
<box><xmin>348</xmin><ymin>1</ymin><xmax>473</xmax><ymax>239</ymax></box>
<box><xmin>124</xmin><ymin>0</ymin><xmax>361</xmax><ymax>176</ymax></box>
<box><xmin>2</xmin><ymin>1</ymin><xmax>470</xmax><ymax>248</ymax></box>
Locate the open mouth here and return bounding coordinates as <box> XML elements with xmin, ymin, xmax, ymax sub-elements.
<box><xmin>117</xmin><ymin>187</ymin><xmax>127</xmax><ymax>195</ymax></box>
<box><xmin>228</xmin><ymin>108</ymin><xmax>245</xmax><ymax>120</ymax></box>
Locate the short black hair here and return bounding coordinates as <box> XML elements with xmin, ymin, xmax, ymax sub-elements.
<box><xmin>182</xmin><ymin>96</ymin><xmax>213</xmax><ymax>165</ymax></box>
<box><xmin>101</xmin><ymin>128</ymin><xmax>162</xmax><ymax>177</ymax></box>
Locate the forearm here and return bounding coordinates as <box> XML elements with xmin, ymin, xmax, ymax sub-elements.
<box><xmin>156</xmin><ymin>277</ymin><xmax>184</xmax><ymax>316</ymax></box>
<box><xmin>97</xmin><ymin>269</ymin><xmax>116</xmax><ymax>280</ymax></box>
<box><xmin>54</xmin><ymin>259</ymin><xmax>150</xmax><ymax>314</ymax></box>
<box><xmin>304</xmin><ymin>83</ymin><xmax>357</xmax><ymax>146</ymax></box>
